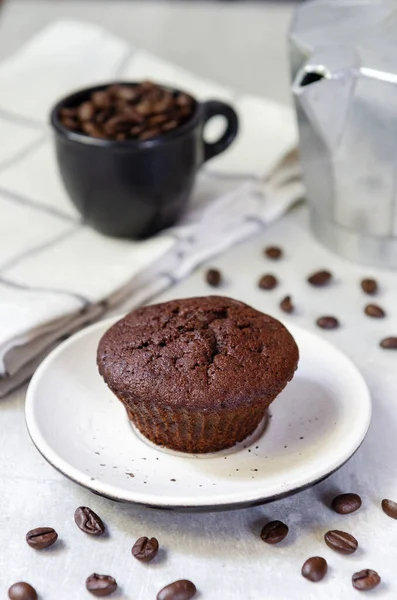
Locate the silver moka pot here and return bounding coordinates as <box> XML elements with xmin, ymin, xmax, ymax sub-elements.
<box><xmin>290</xmin><ymin>0</ymin><xmax>397</xmax><ymax>269</ymax></box>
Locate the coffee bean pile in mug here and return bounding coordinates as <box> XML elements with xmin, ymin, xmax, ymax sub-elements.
<box><xmin>58</xmin><ymin>82</ymin><xmax>195</xmax><ymax>141</ymax></box>
<box><xmin>8</xmin><ymin>497</ymin><xmax>397</xmax><ymax>598</ymax></box>
<box><xmin>206</xmin><ymin>245</ymin><xmax>397</xmax><ymax>349</ymax></box>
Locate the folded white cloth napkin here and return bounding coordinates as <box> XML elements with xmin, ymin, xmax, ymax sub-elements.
<box><xmin>0</xmin><ymin>21</ymin><xmax>303</xmax><ymax>396</ymax></box>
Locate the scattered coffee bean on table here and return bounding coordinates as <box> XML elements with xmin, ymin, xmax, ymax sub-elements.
<box><xmin>157</xmin><ymin>579</ymin><xmax>197</xmax><ymax>600</ymax></box>
<box><xmin>264</xmin><ymin>246</ymin><xmax>283</xmax><ymax>260</ymax></box>
<box><xmin>301</xmin><ymin>557</ymin><xmax>328</xmax><ymax>582</ymax></box>
<box><xmin>361</xmin><ymin>278</ymin><xmax>378</xmax><ymax>295</ymax></box>
<box><xmin>26</xmin><ymin>527</ymin><xmax>58</xmax><ymax>549</ymax></box>
<box><xmin>352</xmin><ymin>569</ymin><xmax>381</xmax><ymax>592</ymax></box>
<box><xmin>381</xmin><ymin>498</ymin><xmax>397</xmax><ymax>519</ymax></box>
<box><xmin>364</xmin><ymin>304</ymin><xmax>385</xmax><ymax>318</ymax></box>
<box><xmin>86</xmin><ymin>574</ymin><xmax>117</xmax><ymax>597</ymax></box>
<box><xmin>316</xmin><ymin>316</ymin><xmax>339</xmax><ymax>330</ymax></box>
<box><xmin>280</xmin><ymin>295</ymin><xmax>294</xmax><ymax>314</ymax></box>
<box><xmin>132</xmin><ymin>536</ymin><xmax>159</xmax><ymax>562</ymax></box>
<box><xmin>59</xmin><ymin>82</ymin><xmax>195</xmax><ymax>141</ymax></box>
<box><xmin>8</xmin><ymin>582</ymin><xmax>37</xmax><ymax>600</ymax></box>
<box><xmin>74</xmin><ymin>506</ymin><xmax>105</xmax><ymax>536</ymax></box>
<box><xmin>380</xmin><ymin>337</ymin><xmax>397</xmax><ymax>349</ymax></box>
<box><xmin>331</xmin><ymin>493</ymin><xmax>362</xmax><ymax>515</ymax></box>
<box><xmin>307</xmin><ymin>270</ymin><xmax>332</xmax><ymax>286</ymax></box>
<box><xmin>324</xmin><ymin>530</ymin><xmax>358</xmax><ymax>554</ymax></box>
<box><xmin>258</xmin><ymin>274</ymin><xmax>278</xmax><ymax>291</ymax></box>
<box><xmin>260</xmin><ymin>520</ymin><xmax>289</xmax><ymax>544</ymax></box>
<box><xmin>205</xmin><ymin>268</ymin><xmax>222</xmax><ymax>287</ymax></box>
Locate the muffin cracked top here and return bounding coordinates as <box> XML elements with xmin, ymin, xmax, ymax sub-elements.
<box><xmin>97</xmin><ymin>296</ymin><xmax>299</xmax><ymax>412</ymax></box>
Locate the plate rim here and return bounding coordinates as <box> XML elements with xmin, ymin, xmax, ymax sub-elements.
<box><xmin>25</xmin><ymin>317</ymin><xmax>372</xmax><ymax>510</ymax></box>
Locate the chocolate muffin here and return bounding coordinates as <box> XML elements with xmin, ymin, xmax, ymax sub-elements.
<box><xmin>97</xmin><ymin>296</ymin><xmax>299</xmax><ymax>453</ymax></box>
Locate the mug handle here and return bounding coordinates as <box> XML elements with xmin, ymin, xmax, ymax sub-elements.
<box><xmin>201</xmin><ymin>100</ymin><xmax>239</xmax><ymax>162</ymax></box>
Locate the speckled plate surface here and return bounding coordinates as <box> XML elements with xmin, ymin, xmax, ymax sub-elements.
<box><xmin>25</xmin><ymin>317</ymin><xmax>371</xmax><ymax>511</ymax></box>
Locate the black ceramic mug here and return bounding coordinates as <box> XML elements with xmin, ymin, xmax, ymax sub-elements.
<box><xmin>50</xmin><ymin>83</ymin><xmax>239</xmax><ymax>238</ymax></box>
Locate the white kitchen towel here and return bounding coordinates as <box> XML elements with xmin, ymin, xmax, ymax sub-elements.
<box><xmin>0</xmin><ymin>21</ymin><xmax>303</xmax><ymax>397</ymax></box>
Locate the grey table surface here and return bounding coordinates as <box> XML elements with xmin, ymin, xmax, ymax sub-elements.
<box><xmin>3</xmin><ymin>2</ymin><xmax>397</xmax><ymax>600</ymax></box>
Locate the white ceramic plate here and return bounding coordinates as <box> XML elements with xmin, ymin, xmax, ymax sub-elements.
<box><xmin>25</xmin><ymin>318</ymin><xmax>371</xmax><ymax>511</ymax></box>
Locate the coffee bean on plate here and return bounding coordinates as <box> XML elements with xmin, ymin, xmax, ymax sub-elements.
<box><xmin>331</xmin><ymin>493</ymin><xmax>362</xmax><ymax>514</ymax></box>
<box><xmin>26</xmin><ymin>527</ymin><xmax>58</xmax><ymax>549</ymax></box>
<box><xmin>280</xmin><ymin>295</ymin><xmax>294</xmax><ymax>313</ymax></box>
<box><xmin>301</xmin><ymin>557</ymin><xmax>328</xmax><ymax>582</ymax></box>
<box><xmin>352</xmin><ymin>569</ymin><xmax>381</xmax><ymax>592</ymax></box>
<box><xmin>265</xmin><ymin>246</ymin><xmax>283</xmax><ymax>260</ymax></box>
<box><xmin>308</xmin><ymin>270</ymin><xmax>332</xmax><ymax>286</ymax></box>
<box><xmin>381</xmin><ymin>498</ymin><xmax>397</xmax><ymax>519</ymax></box>
<box><xmin>260</xmin><ymin>520</ymin><xmax>289</xmax><ymax>544</ymax></box>
<box><xmin>364</xmin><ymin>304</ymin><xmax>385</xmax><ymax>318</ymax></box>
<box><xmin>157</xmin><ymin>580</ymin><xmax>197</xmax><ymax>600</ymax></box>
<box><xmin>132</xmin><ymin>536</ymin><xmax>159</xmax><ymax>562</ymax></box>
<box><xmin>316</xmin><ymin>316</ymin><xmax>339</xmax><ymax>330</ymax></box>
<box><xmin>380</xmin><ymin>337</ymin><xmax>397</xmax><ymax>349</ymax></box>
<box><xmin>74</xmin><ymin>506</ymin><xmax>105</xmax><ymax>536</ymax></box>
<box><xmin>324</xmin><ymin>530</ymin><xmax>358</xmax><ymax>554</ymax></box>
<box><xmin>8</xmin><ymin>582</ymin><xmax>37</xmax><ymax>600</ymax></box>
<box><xmin>206</xmin><ymin>268</ymin><xmax>222</xmax><ymax>287</ymax></box>
<box><xmin>361</xmin><ymin>278</ymin><xmax>378</xmax><ymax>295</ymax></box>
<box><xmin>86</xmin><ymin>574</ymin><xmax>117</xmax><ymax>597</ymax></box>
<box><xmin>258</xmin><ymin>274</ymin><xmax>278</xmax><ymax>290</ymax></box>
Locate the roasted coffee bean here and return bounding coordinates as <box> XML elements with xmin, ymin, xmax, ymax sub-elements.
<box><xmin>59</xmin><ymin>82</ymin><xmax>194</xmax><ymax>141</ymax></box>
<box><xmin>132</xmin><ymin>536</ymin><xmax>159</xmax><ymax>562</ymax></box>
<box><xmin>265</xmin><ymin>246</ymin><xmax>283</xmax><ymax>260</ymax></box>
<box><xmin>77</xmin><ymin>101</ymin><xmax>95</xmax><ymax>121</ymax></box>
<box><xmin>157</xmin><ymin>579</ymin><xmax>197</xmax><ymax>600</ymax></box>
<box><xmin>86</xmin><ymin>574</ymin><xmax>117</xmax><ymax>597</ymax></box>
<box><xmin>308</xmin><ymin>270</ymin><xmax>332</xmax><ymax>286</ymax></box>
<box><xmin>116</xmin><ymin>86</ymin><xmax>139</xmax><ymax>102</ymax></box>
<box><xmin>148</xmin><ymin>114</ymin><xmax>169</xmax><ymax>127</ymax></box>
<box><xmin>176</xmin><ymin>93</ymin><xmax>194</xmax><ymax>108</ymax></box>
<box><xmin>352</xmin><ymin>569</ymin><xmax>381</xmax><ymax>592</ymax></box>
<box><xmin>364</xmin><ymin>304</ymin><xmax>385</xmax><ymax>318</ymax></box>
<box><xmin>91</xmin><ymin>91</ymin><xmax>112</xmax><ymax>109</ymax></box>
<box><xmin>280</xmin><ymin>295</ymin><xmax>294</xmax><ymax>313</ymax></box>
<box><xmin>380</xmin><ymin>337</ymin><xmax>397</xmax><ymax>349</ymax></box>
<box><xmin>162</xmin><ymin>120</ymin><xmax>179</xmax><ymax>132</ymax></box>
<box><xmin>381</xmin><ymin>498</ymin><xmax>397</xmax><ymax>519</ymax></box>
<box><xmin>82</xmin><ymin>122</ymin><xmax>105</xmax><ymax>138</ymax></box>
<box><xmin>260</xmin><ymin>520</ymin><xmax>289</xmax><ymax>544</ymax></box>
<box><xmin>152</xmin><ymin>94</ymin><xmax>175</xmax><ymax>114</ymax></box>
<box><xmin>301</xmin><ymin>557</ymin><xmax>328</xmax><ymax>582</ymax></box>
<box><xmin>139</xmin><ymin>128</ymin><xmax>161</xmax><ymax>141</ymax></box>
<box><xmin>61</xmin><ymin>116</ymin><xmax>79</xmax><ymax>130</ymax></box>
<box><xmin>26</xmin><ymin>527</ymin><xmax>58</xmax><ymax>549</ymax></box>
<box><xmin>60</xmin><ymin>107</ymin><xmax>77</xmax><ymax>119</ymax></box>
<box><xmin>8</xmin><ymin>582</ymin><xmax>37</xmax><ymax>600</ymax></box>
<box><xmin>135</xmin><ymin>100</ymin><xmax>154</xmax><ymax>116</ymax></box>
<box><xmin>361</xmin><ymin>278</ymin><xmax>378</xmax><ymax>295</ymax></box>
<box><xmin>206</xmin><ymin>268</ymin><xmax>222</xmax><ymax>287</ymax></box>
<box><xmin>258</xmin><ymin>274</ymin><xmax>278</xmax><ymax>290</ymax></box>
<box><xmin>316</xmin><ymin>316</ymin><xmax>339</xmax><ymax>329</ymax></box>
<box><xmin>324</xmin><ymin>530</ymin><xmax>357</xmax><ymax>554</ymax></box>
<box><xmin>95</xmin><ymin>110</ymin><xmax>113</xmax><ymax>125</ymax></box>
<box><xmin>74</xmin><ymin>506</ymin><xmax>105</xmax><ymax>536</ymax></box>
<box><xmin>331</xmin><ymin>493</ymin><xmax>362</xmax><ymax>514</ymax></box>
